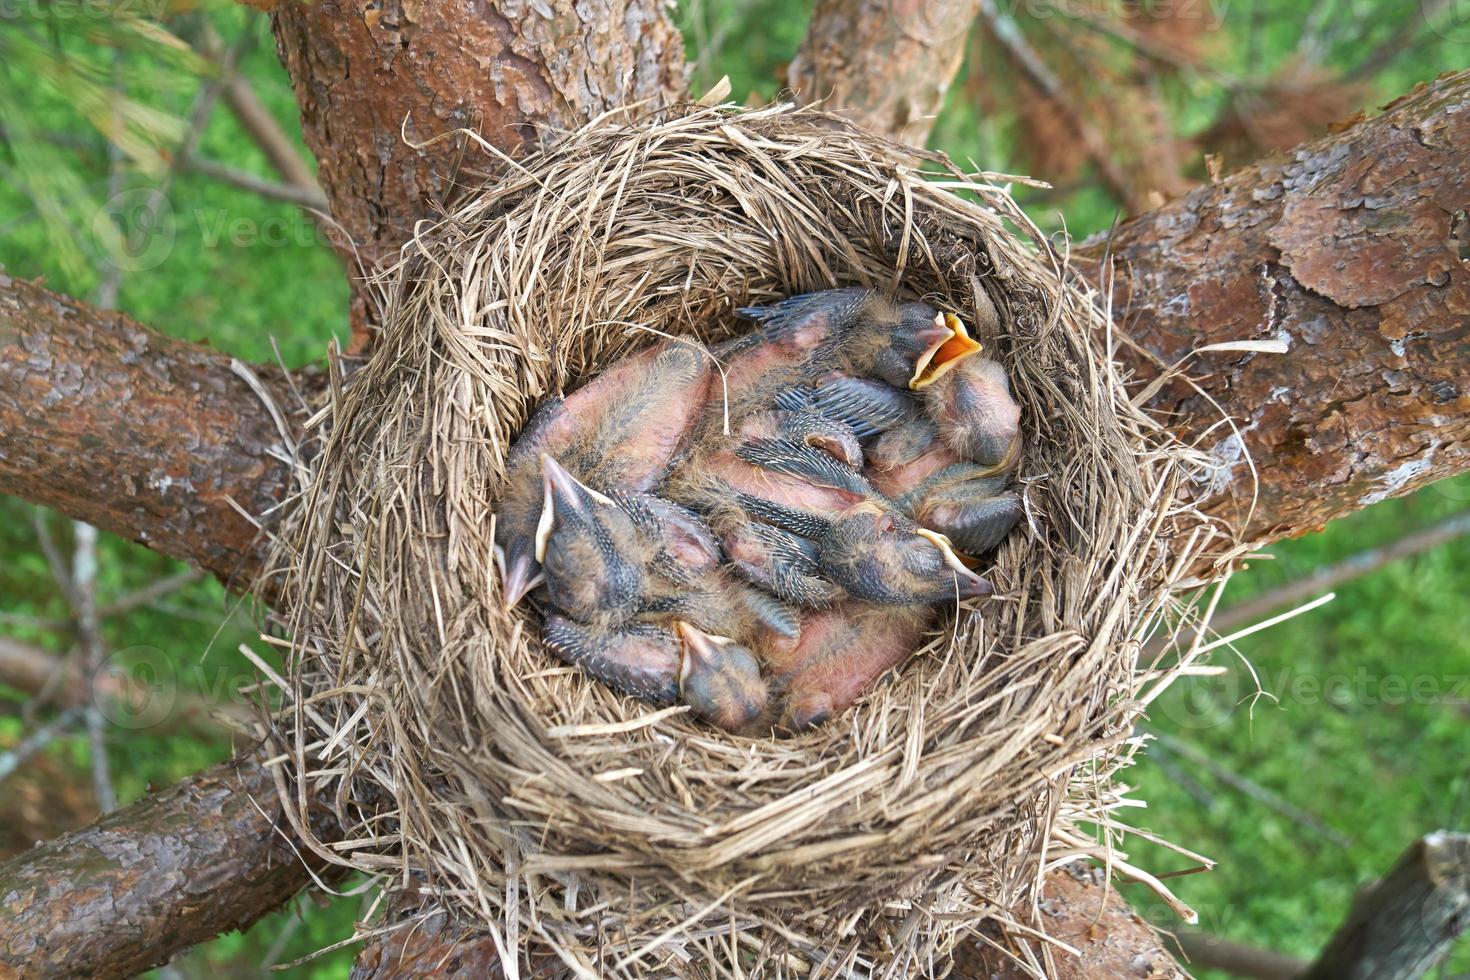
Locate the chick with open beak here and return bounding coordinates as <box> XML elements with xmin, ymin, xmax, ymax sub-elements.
<box><xmin>736</xmin><ymin>287</ymin><xmax>982</xmax><ymax>393</ymax></box>
<box><xmin>919</xmin><ymin>356</ymin><xmax>1023</xmax><ymax>473</ymax></box>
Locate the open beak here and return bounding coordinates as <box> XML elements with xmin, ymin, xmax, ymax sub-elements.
<box><xmin>917</xmin><ymin>527</ymin><xmax>993</xmax><ymax>598</ymax></box>
<box><xmin>909</xmin><ymin>312</ymin><xmax>983</xmax><ymax>390</ymax></box>
<box><xmin>534</xmin><ymin>454</ymin><xmax>614</xmax><ymax>563</ymax></box>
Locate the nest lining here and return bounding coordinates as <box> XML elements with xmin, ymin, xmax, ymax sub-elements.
<box><xmin>265</xmin><ymin>102</ymin><xmax>1234</xmax><ymax>977</ymax></box>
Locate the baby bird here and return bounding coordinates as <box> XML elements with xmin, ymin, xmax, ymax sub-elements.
<box><xmin>534</xmin><ymin>455</ymin><xmax>653</xmax><ymax>628</ymax></box>
<box><xmin>737</xmin><ymin>287</ymin><xmax>981</xmax><ymax>392</ymax></box>
<box><xmin>764</xmin><ymin>602</ymin><xmax>931</xmax><ymax>732</ymax></box>
<box><xmin>675</xmin><ymin>622</ymin><xmax>770</xmax><ymax>732</ymax></box>
<box><xmin>867</xmin><ymin>418</ymin><xmax>1023</xmax><ymax>556</ymax></box>
<box><xmin>919</xmin><ymin>356</ymin><xmax>1023</xmax><ymax>473</ymax></box>
<box><xmin>541</xmin><ymin>616</ymin><xmax>768</xmax><ymax>732</ymax></box>
<box><xmin>534</xmin><ymin>456</ymin><xmax>774</xmax><ymax>731</ymax></box>
<box><xmin>669</xmin><ymin>436</ymin><xmax>991</xmax><ymax>608</ymax></box>
<box><xmin>496</xmin><ymin>339</ymin><xmax>714</xmax><ymax>607</ymax></box>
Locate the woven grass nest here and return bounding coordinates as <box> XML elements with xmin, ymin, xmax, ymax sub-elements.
<box><xmin>267</xmin><ymin>102</ymin><xmax>1231</xmax><ymax>977</ymax></box>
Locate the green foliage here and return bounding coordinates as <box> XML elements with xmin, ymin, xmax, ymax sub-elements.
<box><xmin>1131</xmin><ymin>476</ymin><xmax>1470</xmax><ymax>977</ymax></box>
<box><xmin>0</xmin><ymin>1</ymin><xmax>1464</xmax><ymax>976</ymax></box>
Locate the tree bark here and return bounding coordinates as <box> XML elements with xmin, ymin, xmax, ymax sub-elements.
<box><xmin>0</xmin><ymin>746</ymin><xmax>335</xmax><ymax>980</ymax></box>
<box><xmin>0</xmin><ymin>273</ymin><xmax>300</xmax><ymax>589</ymax></box>
<box><xmin>1300</xmin><ymin>831</ymin><xmax>1470</xmax><ymax>980</ymax></box>
<box><xmin>789</xmin><ymin>0</ymin><xmax>981</xmax><ymax>146</ymax></box>
<box><xmin>267</xmin><ymin>0</ymin><xmax>687</xmax><ymax>343</ymax></box>
<box><xmin>950</xmin><ymin>865</ymin><xmax>1187</xmax><ymax>979</ymax></box>
<box><xmin>1081</xmin><ymin>73</ymin><xmax>1470</xmax><ymax>544</ymax></box>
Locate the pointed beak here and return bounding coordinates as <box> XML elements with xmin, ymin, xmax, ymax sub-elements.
<box><xmin>910</xmin><ymin>312</ymin><xmax>983</xmax><ymax>390</ymax></box>
<box><xmin>674</xmin><ymin>620</ymin><xmax>729</xmax><ymax>677</ymax></box>
<box><xmin>500</xmin><ymin>551</ymin><xmax>545</xmax><ymax>608</ymax></box>
<box><xmin>534</xmin><ymin>454</ymin><xmax>614</xmax><ymax>563</ymax></box>
<box><xmin>917</xmin><ymin>527</ymin><xmax>993</xmax><ymax>598</ymax></box>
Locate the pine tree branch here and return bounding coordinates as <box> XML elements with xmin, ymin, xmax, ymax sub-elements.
<box><xmin>790</xmin><ymin>0</ymin><xmax>982</xmax><ymax>146</ymax></box>
<box><xmin>0</xmin><ymin>273</ymin><xmax>306</xmax><ymax>591</ymax></box>
<box><xmin>0</xmin><ymin>746</ymin><xmax>338</xmax><ymax>979</ymax></box>
<box><xmin>1079</xmin><ymin>70</ymin><xmax>1470</xmax><ymax>543</ymax></box>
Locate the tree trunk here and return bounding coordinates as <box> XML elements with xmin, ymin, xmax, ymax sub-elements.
<box><xmin>0</xmin><ymin>746</ymin><xmax>337</xmax><ymax>979</ymax></box>
<box><xmin>1081</xmin><ymin>77</ymin><xmax>1470</xmax><ymax>543</ymax></box>
<box><xmin>788</xmin><ymin>0</ymin><xmax>981</xmax><ymax>147</ymax></box>
<box><xmin>268</xmin><ymin>0</ymin><xmax>687</xmax><ymax>343</ymax></box>
<box><xmin>1300</xmin><ymin>831</ymin><xmax>1470</xmax><ymax>980</ymax></box>
<box><xmin>0</xmin><ymin>273</ymin><xmax>300</xmax><ymax>589</ymax></box>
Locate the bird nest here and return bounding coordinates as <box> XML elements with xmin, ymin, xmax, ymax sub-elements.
<box><xmin>264</xmin><ymin>102</ymin><xmax>1233</xmax><ymax>976</ymax></box>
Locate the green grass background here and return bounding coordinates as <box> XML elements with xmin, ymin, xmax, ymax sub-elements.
<box><xmin>0</xmin><ymin>2</ymin><xmax>1465</xmax><ymax>976</ymax></box>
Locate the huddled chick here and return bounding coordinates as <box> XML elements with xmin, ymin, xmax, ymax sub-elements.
<box><xmin>498</xmin><ymin>287</ymin><xmax>1025</xmax><ymax>733</ymax></box>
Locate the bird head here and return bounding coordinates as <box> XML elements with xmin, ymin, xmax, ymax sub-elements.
<box><xmin>676</xmin><ymin>621</ymin><xmax>769</xmax><ymax>732</ymax></box>
<box><xmin>534</xmin><ymin>455</ymin><xmax>648</xmax><ymax>623</ymax></box>
<box><xmin>850</xmin><ymin>298</ymin><xmax>982</xmax><ymax>390</ymax></box>
<box><xmin>817</xmin><ymin>501</ymin><xmax>992</xmax><ymax>606</ymax></box>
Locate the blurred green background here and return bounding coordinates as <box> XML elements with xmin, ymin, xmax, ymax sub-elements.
<box><xmin>0</xmin><ymin>1</ymin><xmax>1465</xmax><ymax>977</ymax></box>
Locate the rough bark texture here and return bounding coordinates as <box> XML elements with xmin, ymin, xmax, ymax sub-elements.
<box><xmin>0</xmin><ymin>746</ymin><xmax>334</xmax><ymax>980</ymax></box>
<box><xmin>951</xmin><ymin>865</ymin><xmax>1188</xmax><ymax>979</ymax></box>
<box><xmin>1083</xmin><ymin>71</ymin><xmax>1470</xmax><ymax>543</ymax></box>
<box><xmin>789</xmin><ymin>0</ymin><xmax>980</xmax><ymax>146</ymax></box>
<box><xmin>0</xmin><ymin>273</ymin><xmax>297</xmax><ymax>589</ymax></box>
<box><xmin>1300</xmin><ymin>831</ymin><xmax>1470</xmax><ymax>980</ymax></box>
<box><xmin>269</xmin><ymin>0</ymin><xmax>687</xmax><ymax>341</ymax></box>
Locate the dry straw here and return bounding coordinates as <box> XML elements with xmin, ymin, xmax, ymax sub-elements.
<box><xmin>263</xmin><ymin>101</ymin><xmax>1238</xmax><ymax>977</ymax></box>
